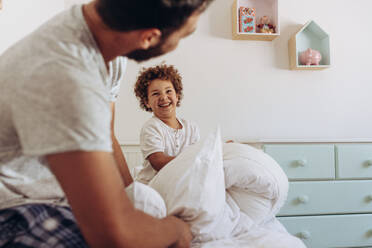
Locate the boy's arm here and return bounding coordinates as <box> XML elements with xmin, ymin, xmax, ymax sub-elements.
<box><xmin>47</xmin><ymin>150</ymin><xmax>192</xmax><ymax>248</ymax></box>
<box><xmin>147</xmin><ymin>152</ymin><xmax>175</xmax><ymax>171</ymax></box>
<box><xmin>110</xmin><ymin>102</ymin><xmax>133</xmax><ymax>187</ymax></box>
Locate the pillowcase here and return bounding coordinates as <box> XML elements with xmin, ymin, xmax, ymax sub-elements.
<box><xmin>148</xmin><ymin>127</ymin><xmax>227</xmax><ymax>241</ymax></box>
<box><xmin>223</xmin><ymin>143</ymin><xmax>288</xmax><ymax>224</ymax></box>
<box><xmin>125</xmin><ymin>181</ymin><xmax>166</xmax><ymax>219</ymax></box>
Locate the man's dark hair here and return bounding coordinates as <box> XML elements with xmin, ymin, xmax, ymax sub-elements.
<box><xmin>96</xmin><ymin>0</ymin><xmax>213</xmax><ymax>35</ymax></box>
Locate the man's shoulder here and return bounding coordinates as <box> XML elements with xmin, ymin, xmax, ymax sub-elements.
<box><xmin>29</xmin><ymin>5</ymin><xmax>98</xmax><ymax>65</ymax></box>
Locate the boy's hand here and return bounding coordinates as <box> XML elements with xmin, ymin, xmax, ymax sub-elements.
<box><xmin>169</xmin><ymin>217</ymin><xmax>193</xmax><ymax>248</ymax></box>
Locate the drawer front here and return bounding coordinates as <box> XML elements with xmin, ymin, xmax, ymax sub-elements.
<box><xmin>278</xmin><ymin>181</ymin><xmax>372</xmax><ymax>216</ymax></box>
<box><xmin>337</xmin><ymin>144</ymin><xmax>372</xmax><ymax>179</ymax></box>
<box><xmin>264</xmin><ymin>144</ymin><xmax>335</xmax><ymax>180</ymax></box>
<box><xmin>278</xmin><ymin>214</ymin><xmax>372</xmax><ymax>248</ymax></box>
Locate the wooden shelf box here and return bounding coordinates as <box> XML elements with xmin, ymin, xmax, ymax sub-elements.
<box><xmin>232</xmin><ymin>0</ymin><xmax>279</xmax><ymax>41</ymax></box>
<box><xmin>289</xmin><ymin>20</ymin><xmax>330</xmax><ymax>70</ymax></box>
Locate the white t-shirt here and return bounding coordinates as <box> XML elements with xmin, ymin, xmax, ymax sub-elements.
<box><xmin>0</xmin><ymin>5</ymin><xmax>127</xmax><ymax>210</ymax></box>
<box><xmin>136</xmin><ymin>116</ymin><xmax>200</xmax><ymax>184</ymax></box>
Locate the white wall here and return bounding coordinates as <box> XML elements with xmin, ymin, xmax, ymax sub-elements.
<box><xmin>115</xmin><ymin>0</ymin><xmax>372</xmax><ymax>143</ymax></box>
<box><xmin>0</xmin><ymin>0</ymin><xmax>64</xmax><ymax>54</ymax></box>
<box><xmin>1</xmin><ymin>0</ymin><xmax>372</xmax><ymax>144</ymax></box>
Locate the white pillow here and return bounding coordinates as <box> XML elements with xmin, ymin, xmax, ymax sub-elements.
<box><xmin>149</xmin><ymin>127</ymin><xmax>227</xmax><ymax>241</ymax></box>
<box><xmin>223</xmin><ymin>143</ymin><xmax>288</xmax><ymax>224</ymax></box>
<box><xmin>125</xmin><ymin>181</ymin><xmax>166</xmax><ymax>219</ymax></box>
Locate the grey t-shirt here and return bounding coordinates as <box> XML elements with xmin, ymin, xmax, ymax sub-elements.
<box><xmin>0</xmin><ymin>5</ymin><xmax>127</xmax><ymax>209</ymax></box>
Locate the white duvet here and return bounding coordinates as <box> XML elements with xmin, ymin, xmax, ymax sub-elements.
<box><xmin>127</xmin><ymin>127</ymin><xmax>306</xmax><ymax>248</ymax></box>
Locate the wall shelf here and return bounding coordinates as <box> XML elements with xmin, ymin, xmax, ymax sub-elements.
<box><xmin>289</xmin><ymin>20</ymin><xmax>330</xmax><ymax>70</ymax></box>
<box><xmin>232</xmin><ymin>0</ymin><xmax>279</xmax><ymax>41</ymax></box>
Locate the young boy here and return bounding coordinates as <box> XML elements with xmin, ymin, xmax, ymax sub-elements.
<box><xmin>134</xmin><ymin>64</ymin><xmax>200</xmax><ymax>184</ymax></box>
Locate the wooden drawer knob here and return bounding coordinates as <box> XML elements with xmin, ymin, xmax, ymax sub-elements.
<box><xmin>298</xmin><ymin>231</ymin><xmax>311</xmax><ymax>240</ymax></box>
<box><xmin>296</xmin><ymin>159</ymin><xmax>307</xmax><ymax>167</ymax></box>
<box><xmin>297</xmin><ymin>195</ymin><xmax>310</xmax><ymax>204</ymax></box>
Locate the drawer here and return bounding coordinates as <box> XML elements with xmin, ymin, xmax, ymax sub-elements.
<box><xmin>278</xmin><ymin>214</ymin><xmax>372</xmax><ymax>248</ymax></box>
<box><xmin>278</xmin><ymin>181</ymin><xmax>372</xmax><ymax>216</ymax></box>
<box><xmin>264</xmin><ymin>144</ymin><xmax>335</xmax><ymax>180</ymax></box>
<box><xmin>337</xmin><ymin>144</ymin><xmax>372</xmax><ymax>179</ymax></box>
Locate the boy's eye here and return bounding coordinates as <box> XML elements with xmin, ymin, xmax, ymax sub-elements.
<box><xmin>152</xmin><ymin>92</ymin><xmax>159</xmax><ymax>96</ymax></box>
<box><xmin>167</xmin><ymin>90</ymin><xmax>173</xmax><ymax>93</ymax></box>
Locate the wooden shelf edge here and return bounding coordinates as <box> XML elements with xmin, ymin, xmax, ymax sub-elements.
<box><xmin>290</xmin><ymin>65</ymin><xmax>330</xmax><ymax>71</ymax></box>
<box><xmin>232</xmin><ymin>33</ymin><xmax>279</xmax><ymax>41</ymax></box>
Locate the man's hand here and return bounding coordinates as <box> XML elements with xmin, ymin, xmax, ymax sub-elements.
<box><xmin>169</xmin><ymin>217</ymin><xmax>193</xmax><ymax>248</ymax></box>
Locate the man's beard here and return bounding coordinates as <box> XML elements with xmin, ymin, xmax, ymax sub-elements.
<box><xmin>125</xmin><ymin>40</ymin><xmax>167</xmax><ymax>62</ymax></box>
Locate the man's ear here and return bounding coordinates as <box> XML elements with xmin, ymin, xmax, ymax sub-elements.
<box><xmin>139</xmin><ymin>29</ymin><xmax>162</xmax><ymax>50</ymax></box>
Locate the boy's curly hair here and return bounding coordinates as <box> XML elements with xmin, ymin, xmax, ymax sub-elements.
<box><xmin>134</xmin><ymin>64</ymin><xmax>183</xmax><ymax>112</ymax></box>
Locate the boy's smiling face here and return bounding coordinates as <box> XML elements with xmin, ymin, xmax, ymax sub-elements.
<box><xmin>146</xmin><ymin>79</ymin><xmax>179</xmax><ymax>120</ymax></box>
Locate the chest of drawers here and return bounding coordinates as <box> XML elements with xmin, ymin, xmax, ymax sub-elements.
<box><xmin>263</xmin><ymin>143</ymin><xmax>372</xmax><ymax>248</ymax></box>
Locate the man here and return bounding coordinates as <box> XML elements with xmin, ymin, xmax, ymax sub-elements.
<box><xmin>0</xmin><ymin>0</ymin><xmax>213</xmax><ymax>247</ymax></box>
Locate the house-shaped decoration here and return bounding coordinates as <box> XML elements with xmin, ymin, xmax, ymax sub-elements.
<box><xmin>289</xmin><ymin>20</ymin><xmax>330</xmax><ymax>70</ymax></box>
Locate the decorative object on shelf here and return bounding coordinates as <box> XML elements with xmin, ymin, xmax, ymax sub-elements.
<box><xmin>232</xmin><ymin>0</ymin><xmax>279</xmax><ymax>41</ymax></box>
<box><xmin>256</xmin><ymin>16</ymin><xmax>276</xmax><ymax>34</ymax></box>
<box><xmin>288</xmin><ymin>20</ymin><xmax>330</xmax><ymax>70</ymax></box>
<box><xmin>299</xmin><ymin>48</ymin><xmax>322</xmax><ymax>66</ymax></box>
<box><xmin>239</xmin><ymin>7</ymin><xmax>255</xmax><ymax>33</ymax></box>
<box><xmin>0</xmin><ymin>0</ymin><xmax>3</xmax><ymax>10</ymax></box>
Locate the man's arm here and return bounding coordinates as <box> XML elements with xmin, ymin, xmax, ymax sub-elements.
<box><xmin>110</xmin><ymin>102</ymin><xmax>133</xmax><ymax>187</ymax></box>
<box><xmin>47</xmin><ymin>151</ymin><xmax>192</xmax><ymax>248</ymax></box>
<box><xmin>147</xmin><ymin>152</ymin><xmax>175</xmax><ymax>171</ymax></box>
